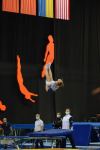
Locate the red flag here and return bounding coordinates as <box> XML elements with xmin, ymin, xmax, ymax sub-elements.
<box><xmin>2</xmin><ymin>0</ymin><xmax>19</xmax><ymax>13</ymax></box>
<box><xmin>55</xmin><ymin>0</ymin><xmax>70</xmax><ymax>20</ymax></box>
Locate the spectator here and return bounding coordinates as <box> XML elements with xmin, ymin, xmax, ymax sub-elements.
<box><xmin>53</xmin><ymin>112</ymin><xmax>62</xmax><ymax>129</ymax></box>
<box><xmin>1</xmin><ymin>117</ymin><xmax>12</xmax><ymax>136</ymax></box>
<box><xmin>34</xmin><ymin>114</ymin><xmax>44</xmax><ymax>148</ymax></box>
<box><xmin>53</xmin><ymin>112</ymin><xmax>62</xmax><ymax>147</ymax></box>
<box><xmin>62</xmin><ymin>108</ymin><xmax>76</xmax><ymax>149</ymax></box>
<box><xmin>62</xmin><ymin>108</ymin><xmax>73</xmax><ymax>130</ymax></box>
<box><xmin>1</xmin><ymin>117</ymin><xmax>12</xmax><ymax>149</ymax></box>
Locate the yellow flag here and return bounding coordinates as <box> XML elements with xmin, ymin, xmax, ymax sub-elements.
<box><xmin>46</xmin><ymin>0</ymin><xmax>53</xmax><ymax>18</ymax></box>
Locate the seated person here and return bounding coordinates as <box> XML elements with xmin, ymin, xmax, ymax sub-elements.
<box><xmin>34</xmin><ymin>114</ymin><xmax>44</xmax><ymax>148</ymax></box>
<box><xmin>45</xmin><ymin>64</ymin><xmax>64</xmax><ymax>92</ymax></box>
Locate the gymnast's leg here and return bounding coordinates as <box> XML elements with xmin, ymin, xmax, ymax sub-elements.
<box><xmin>45</xmin><ymin>64</ymin><xmax>53</xmax><ymax>81</ymax></box>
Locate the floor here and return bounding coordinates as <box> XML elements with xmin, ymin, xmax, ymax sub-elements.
<box><xmin>0</xmin><ymin>142</ymin><xmax>100</xmax><ymax>150</ymax></box>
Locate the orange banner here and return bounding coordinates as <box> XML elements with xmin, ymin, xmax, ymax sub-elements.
<box><xmin>2</xmin><ymin>0</ymin><xmax>19</xmax><ymax>13</ymax></box>
<box><xmin>41</xmin><ymin>35</ymin><xmax>54</xmax><ymax>78</ymax></box>
<box><xmin>17</xmin><ymin>55</ymin><xmax>38</xmax><ymax>103</ymax></box>
<box><xmin>0</xmin><ymin>101</ymin><xmax>6</xmax><ymax>111</ymax></box>
<box><xmin>21</xmin><ymin>0</ymin><xmax>36</xmax><ymax>15</ymax></box>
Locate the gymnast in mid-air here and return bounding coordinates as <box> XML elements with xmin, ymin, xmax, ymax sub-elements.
<box><xmin>45</xmin><ymin>63</ymin><xmax>64</xmax><ymax>92</ymax></box>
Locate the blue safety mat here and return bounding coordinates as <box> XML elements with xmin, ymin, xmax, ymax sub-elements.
<box><xmin>28</xmin><ymin>129</ymin><xmax>73</xmax><ymax>137</ymax></box>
